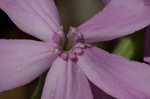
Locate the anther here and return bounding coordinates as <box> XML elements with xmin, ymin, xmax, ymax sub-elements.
<box><xmin>67</xmin><ymin>27</ymin><xmax>79</xmax><ymax>39</ymax></box>
<box><xmin>60</xmin><ymin>53</ymin><xmax>68</xmax><ymax>61</ymax></box>
<box><xmin>55</xmin><ymin>48</ymin><xmax>62</xmax><ymax>55</ymax></box>
<box><xmin>70</xmin><ymin>27</ymin><xmax>78</xmax><ymax>34</ymax></box>
<box><xmin>69</xmin><ymin>52</ymin><xmax>78</xmax><ymax>62</ymax></box>
<box><xmin>76</xmin><ymin>33</ymin><xmax>84</xmax><ymax>43</ymax></box>
<box><xmin>57</xmin><ymin>26</ymin><xmax>64</xmax><ymax>35</ymax></box>
<box><xmin>74</xmin><ymin>47</ymin><xmax>84</xmax><ymax>55</ymax></box>
<box><xmin>75</xmin><ymin>43</ymin><xmax>86</xmax><ymax>49</ymax></box>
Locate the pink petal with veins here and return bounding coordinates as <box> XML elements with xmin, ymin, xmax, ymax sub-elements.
<box><xmin>0</xmin><ymin>0</ymin><xmax>62</xmax><ymax>41</ymax></box>
<box><xmin>79</xmin><ymin>0</ymin><xmax>150</xmax><ymax>43</ymax></box>
<box><xmin>42</xmin><ymin>57</ymin><xmax>93</xmax><ymax>99</ymax></box>
<box><xmin>0</xmin><ymin>40</ymin><xmax>57</xmax><ymax>92</ymax></box>
<box><xmin>78</xmin><ymin>47</ymin><xmax>150</xmax><ymax>99</ymax></box>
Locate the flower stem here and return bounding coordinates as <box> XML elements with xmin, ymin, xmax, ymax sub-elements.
<box><xmin>30</xmin><ymin>72</ymin><xmax>47</xmax><ymax>99</ymax></box>
<box><xmin>113</xmin><ymin>29</ymin><xmax>145</xmax><ymax>60</ymax></box>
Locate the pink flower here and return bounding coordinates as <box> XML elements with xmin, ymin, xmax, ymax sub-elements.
<box><xmin>0</xmin><ymin>0</ymin><xmax>150</xmax><ymax>99</ymax></box>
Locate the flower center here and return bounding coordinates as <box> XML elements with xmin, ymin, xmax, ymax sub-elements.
<box><xmin>53</xmin><ymin>27</ymin><xmax>91</xmax><ymax>62</ymax></box>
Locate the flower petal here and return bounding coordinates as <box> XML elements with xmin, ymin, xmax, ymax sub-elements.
<box><xmin>0</xmin><ymin>0</ymin><xmax>61</xmax><ymax>41</ymax></box>
<box><xmin>78</xmin><ymin>47</ymin><xmax>150</xmax><ymax>99</ymax></box>
<box><xmin>0</xmin><ymin>40</ymin><xmax>57</xmax><ymax>92</ymax></box>
<box><xmin>144</xmin><ymin>26</ymin><xmax>150</xmax><ymax>63</ymax></box>
<box><xmin>41</xmin><ymin>58</ymin><xmax>93</xmax><ymax>99</ymax></box>
<box><xmin>79</xmin><ymin>0</ymin><xmax>150</xmax><ymax>43</ymax></box>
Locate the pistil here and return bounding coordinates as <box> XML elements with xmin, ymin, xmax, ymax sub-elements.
<box><xmin>53</xmin><ymin>27</ymin><xmax>92</xmax><ymax>62</ymax></box>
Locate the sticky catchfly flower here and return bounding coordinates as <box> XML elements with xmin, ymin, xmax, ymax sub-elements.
<box><xmin>0</xmin><ymin>0</ymin><xmax>150</xmax><ymax>99</ymax></box>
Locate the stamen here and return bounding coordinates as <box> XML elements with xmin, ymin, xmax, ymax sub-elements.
<box><xmin>57</xmin><ymin>26</ymin><xmax>64</xmax><ymax>35</ymax></box>
<box><xmin>70</xmin><ymin>27</ymin><xmax>78</xmax><ymax>34</ymax></box>
<box><xmin>75</xmin><ymin>43</ymin><xmax>86</xmax><ymax>49</ymax></box>
<box><xmin>60</xmin><ymin>53</ymin><xmax>68</xmax><ymax>61</ymax></box>
<box><xmin>74</xmin><ymin>47</ymin><xmax>84</xmax><ymax>55</ymax></box>
<box><xmin>53</xmin><ymin>26</ymin><xmax>92</xmax><ymax>62</ymax></box>
<box><xmin>55</xmin><ymin>48</ymin><xmax>62</xmax><ymax>55</ymax></box>
<box><xmin>68</xmin><ymin>27</ymin><xmax>81</xmax><ymax>42</ymax></box>
<box><xmin>76</xmin><ymin>33</ymin><xmax>84</xmax><ymax>43</ymax></box>
<box><xmin>69</xmin><ymin>52</ymin><xmax>78</xmax><ymax>62</ymax></box>
<box><xmin>52</xmin><ymin>26</ymin><xmax>64</xmax><ymax>44</ymax></box>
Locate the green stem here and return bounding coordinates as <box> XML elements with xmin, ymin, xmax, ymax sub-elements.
<box><xmin>30</xmin><ymin>72</ymin><xmax>47</xmax><ymax>99</ymax></box>
<box><xmin>113</xmin><ymin>29</ymin><xmax>145</xmax><ymax>60</ymax></box>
